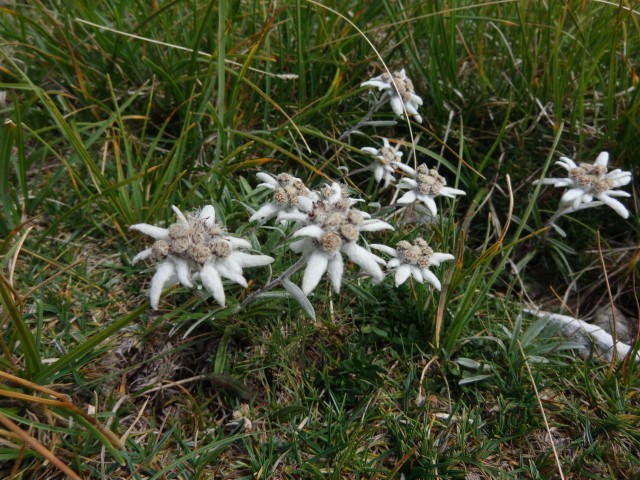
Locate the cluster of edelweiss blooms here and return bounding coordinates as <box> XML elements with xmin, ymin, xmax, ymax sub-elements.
<box><xmin>130</xmin><ymin>68</ymin><xmax>633</xmax><ymax>310</ymax></box>
<box><xmin>535</xmin><ymin>151</ymin><xmax>632</xmax><ymax>220</ymax></box>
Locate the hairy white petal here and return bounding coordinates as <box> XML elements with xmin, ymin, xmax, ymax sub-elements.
<box><xmin>389</xmin><ymin>96</ymin><xmax>405</xmax><ymax>117</ymax></box>
<box><xmin>410</xmin><ymin>93</ymin><xmax>424</xmax><ymax>106</ymax></box>
<box><xmin>277</xmin><ymin>211</ymin><xmax>309</xmax><ymax>223</ymax></box>
<box><xmin>361</xmin><ymin>146</ymin><xmax>379</xmax><ymax>155</ymax></box>
<box><xmin>171</xmin><ymin>205</ymin><xmax>189</xmax><ymax>225</ymax></box>
<box><xmin>422</xmin><ymin>195</ymin><xmax>438</xmax><ymax>217</ymax></box>
<box><xmin>149</xmin><ymin>261</ymin><xmax>177</xmax><ymax>310</ymax></box>
<box><xmin>440</xmin><ymin>186</ymin><xmax>466</xmax><ymax>197</ymax></box>
<box><xmin>374</xmin><ymin>165</ymin><xmax>384</xmax><ymax>183</ymax></box>
<box><xmin>290</xmin><ymin>238</ymin><xmax>312</xmax><ymax>253</ymax></box>
<box><xmin>561</xmin><ymin>188</ymin><xmax>585</xmax><ymax>204</ymax></box>
<box><xmin>199</xmin><ymin>205</ymin><xmax>216</xmax><ymax>226</ymax></box>
<box><xmin>225</xmin><ymin>237</ymin><xmax>252</xmax><ymax>250</ymax></box>
<box><xmin>132</xmin><ymin>247</ymin><xmax>153</xmax><ymax>264</ymax></box>
<box><xmin>327</xmin><ymin>254</ymin><xmax>344</xmax><ymax>293</ymax></box>
<box><xmin>411</xmin><ymin>266</ymin><xmax>424</xmax><ymax>283</ymax></box>
<box><xmin>249</xmin><ymin>202</ymin><xmax>279</xmax><ymax>222</ymax></box>
<box><xmin>302</xmin><ymin>251</ymin><xmax>330</xmax><ymax>295</ymax></box>
<box><xmin>404</xmin><ymin>101</ymin><xmax>419</xmax><ymax>116</ymax></box>
<box><xmin>551</xmin><ymin>179</ymin><xmax>574</xmax><ymax>187</ymax></box>
<box><xmin>361</xmin><ymin>79</ymin><xmax>391</xmax><ymax>90</ymax></box>
<box><xmin>130</xmin><ymin>224</ymin><xmax>170</xmax><ymax>241</ymax></box>
<box><xmin>359</xmin><ymin>219</ymin><xmax>394</xmax><ymax>232</ymax></box>
<box><xmin>216</xmin><ymin>260</ymin><xmax>249</xmax><ymax>287</ymax></box>
<box><xmin>398</xmin><ymin>178</ymin><xmax>418</xmax><ymax>189</ymax></box>
<box><xmin>370</xmin><ymin>244</ymin><xmax>398</xmax><ymax>257</ymax></box>
<box><xmin>230</xmin><ymin>251</ymin><xmax>274</xmax><ymax>268</ymax></box>
<box><xmin>596</xmin><ymin>193</ymin><xmax>630</xmax><ymax>219</ymax></box>
<box><xmin>293</xmin><ymin>225</ymin><xmax>325</xmax><ymax>240</ymax></box>
<box><xmin>594</xmin><ymin>151</ymin><xmax>609</xmax><ymax>166</ymax></box>
<box><xmin>429</xmin><ymin>253</ymin><xmax>455</xmax><ymax>266</ymax></box>
<box><xmin>395</xmin><ymin>264</ymin><xmax>412</xmax><ymax>286</ymax></box>
<box><xmin>422</xmin><ymin>269</ymin><xmax>442</xmax><ymax>290</ymax></box>
<box><xmin>393</xmin><ymin>162</ymin><xmax>416</xmax><ymax>176</ymax></box>
<box><xmin>343</xmin><ymin>242</ymin><xmax>383</xmax><ymax>281</ymax></box>
<box><xmin>557</xmin><ymin>157</ymin><xmax>577</xmax><ymax>170</ymax></box>
<box><xmin>608</xmin><ymin>174</ymin><xmax>632</xmax><ymax>188</ymax></box>
<box><xmin>397</xmin><ymin>190</ymin><xmax>418</xmax><ymax>204</ymax></box>
<box><xmin>603</xmin><ymin>190</ymin><xmax>631</xmax><ymax>198</ymax></box>
<box><xmin>383</xmin><ymin>171</ymin><xmax>394</xmax><ymax>189</ymax></box>
<box><xmin>256</xmin><ymin>172</ymin><xmax>278</xmax><ymax>186</ymax></box>
<box><xmin>174</xmin><ymin>258</ymin><xmax>193</xmax><ymax>287</ymax></box>
<box><xmin>388</xmin><ymin>258</ymin><xmax>401</xmax><ymax>268</ymax></box>
<box><xmin>200</xmin><ymin>263</ymin><xmax>226</xmax><ymax>306</ymax></box>
<box><xmin>297</xmin><ymin>196</ymin><xmax>314</xmax><ymax>212</ymax></box>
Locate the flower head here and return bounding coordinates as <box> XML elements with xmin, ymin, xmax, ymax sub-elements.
<box><xmin>250</xmin><ymin>172</ymin><xmax>314</xmax><ymax>223</ymax></box>
<box><xmin>395</xmin><ymin>163</ymin><xmax>466</xmax><ymax>216</ymax></box>
<box><xmin>361</xmin><ymin>69</ymin><xmax>424</xmax><ymax>123</ymax></box>
<box><xmin>372</xmin><ymin>238</ymin><xmax>454</xmax><ymax>290</ymax></box>
<box><xmin>131</xmin><ymin>205</ymin><xmax>273</xmax><ymax>308</ymax></box>
<box><xmin>361</xmin><ymin>138</ymin><xmax>402</xmax><ymax>188</ymax></box>
<box><xmin>290</xmin><ymin>182</ymin><xmax>392</xmax><ymax>295</ymax></box>
<box><xmin>537</xmin><ymin>152</ymin><xmax>632</xmax><ymax>218</ymax></box>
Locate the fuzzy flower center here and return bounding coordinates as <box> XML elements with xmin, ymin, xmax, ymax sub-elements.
<box><xmin>158</xmin><ymin>213</ymin><xmax>232</xmax><ymax>264</ymax></box>
<box><xmin>310</xmin><ymin>186</ymin><xmax>366</xmax><ymax>250</ymax></box>
<box><xmin>320</xmin><ymin>231</ymin><xmax>342</xmax><ymax>252</ymax></box>
<box><xmin>273</xmin><ymin>174</ymin><xmax>310</xmax><ymax>207</ymax></box>
<box><xmin>569</xmin><ymin>163</ymin><xmax>612</xmax><ymax>193</ymax></box>
<box><xmin>415</xmin><ymin>164</ymin><xmax>445</xmax><ymax>196</ymax></box>
<box><xmin>381</xmin><ymin>71</ymin><xmax>416</xmax><ymax>101</ymax></box>
<box><xmin>396</xmin><ymin>237</ymin><xmax>434</xmax><ymax>267</ymax></box>
<box><xmin>379</xmin><ymin>146</ymin><xmax>400</xmax><ymax>165</ymax></box>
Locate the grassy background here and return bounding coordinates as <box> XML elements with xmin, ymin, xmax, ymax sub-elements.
<box><xmin>1</xmin><ymin>0</ymin><xmax>639</xmax><ymax>478</ymax></box>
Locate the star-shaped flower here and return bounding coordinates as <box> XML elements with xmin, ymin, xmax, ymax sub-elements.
<box><xmin>289</xmin><ymin>183</ymin><xmax>392</xmax><ymax>295</ymax></box>
<box><xmin>250</xmin><ymin>172</ymin><xmax>314</xmax><ymax>223</ymax></box>
<box><xmin>131</xmin><ymin>205</ymin><xmax>273</xmax><ymax>309</ymax></box>
<box><xmin>372</xmin><ymin>238</ymin><xmax>454</xmax><ymax>290</ymax></box>
<box><xmin>361</xmin><ymin>138</ymin><xmax>402</xmax><ymax>188</ymax></box>
<box><xmin>361</xmin><ymin>69</ymin><xmax>424</xmax><ymax>123</ymax></box>
<box><xmin>537</xmin><ymin>152</ymin><xmax>632</xmax><ymax>218</ymax></box>
<box><xmin>395</xmin><ymin>163</ymin><xmax>466</xmax><ymax>216</ymax></box>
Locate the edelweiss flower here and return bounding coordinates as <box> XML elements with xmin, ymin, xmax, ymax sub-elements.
<box><xmin>290</xmin><ymin>182</ymin><xmax>392</xmax><ymax>295</ymax></box>
<box><xmin>372</xmin><ymin>238</ymin><xmax>454</xmax><ymax>290</ymax></box>
<box><xmin>395</xmin><ymin>163</ymin><xmax>466</xmax><ymax>216</ymax></box>
<box><xmin>131</xmin><ymin>205</ymin><xmax>273</xmax><ymax>309</ymax></box>
<box><xmin>361</xmin><ymin>69</ymin><xmax>424</xmax><ymax>123</ymax></box>
<box><xmin>361</xmin><ymin>138</ymin><xmax>402</xmax><ymax>188</ymax></box>
<box><xmin>250</xmin><ymin>172</ymin><xmax>314</xmax><ymax>223</ymax></box>
<box><xmin>537</xmin><ymin>152</ymin><xmax>632</xmax><ymax>218</ymax></box>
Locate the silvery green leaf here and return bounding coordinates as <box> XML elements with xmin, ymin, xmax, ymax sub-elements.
<box><xmin>526</xmin><ymin>355</ymin><xmax>550</xmax><ymax>364</ymax></box>
<box><xmin>255</xmin><ymin>291</ymin><xmax>290</xmax><ymax>300</ymax></box>
<box><xmin>549</xmin><ymin>221</ymin><xmax>567</xmax><ymax>237</ymax></box>
<box><xmin>458</xmin><ymin>374</ymin><xmax>491</xmax><ymax>385</ymax></box>
<box><xmin>455</xmin><ymin>358</ymin><xmax>481</xmax><ymax>369</ymax></box>
<box><xmin>283</xmin><ymin>279</ymin><xmax>316</xmax><ymax>320</ymax></box>
<box><xmin>362</xmin><ymin>120</ymin><xmax>398</xmax><ymax>127</ymax></box>
<box><xmin>521</xmin><ymin>318</ymin><xmax>550</xmax><ymax>347</ymax></box>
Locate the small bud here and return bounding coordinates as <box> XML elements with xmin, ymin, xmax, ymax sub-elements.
<box><xmin>210</xmin><ymin>240</ymin><xmax>232</xmax><ymax>258</ymax></box>
<box><xmin>169</xmin><ymin>223</ymin><xmax>190</xmax><ymax>239</ymax></box>
<box><xmin>170</xmin><ymin>237</ymin><xmax>190</xmax><ymax>254</ymax></box>
<box><xmin>320</xmin><ymin>232</ymin><xmax>342</xmax><ymax>252</ymax></box>
<box><xmin>152</xmin><ymin>240</ymin><xmax>170</xmax><ymax>259</ymax></box>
